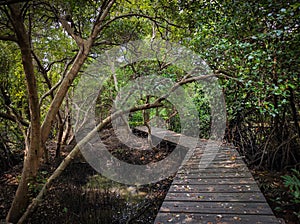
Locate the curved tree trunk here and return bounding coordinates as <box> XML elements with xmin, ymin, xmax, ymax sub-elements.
<box><xmin>6</xmin><ymin>4</ymin><xmax>42</xmax><ymax>223</ymax></box>
<box><xmin>6</xmin><ymin>1</ymin><xmax>116</xmax><ymax>222</ymax></box>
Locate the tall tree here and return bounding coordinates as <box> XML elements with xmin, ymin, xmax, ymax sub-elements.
<box><xmin>0</xmin><ymin>0</ymin><xmax>187</xmax><ymax>222</ymax></box>
<box><xmin>4</xmin><ymin>4</ymin><xmax>42</xmax><ymax>222</ymax></box>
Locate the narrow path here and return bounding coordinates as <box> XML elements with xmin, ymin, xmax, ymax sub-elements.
<box><xmin>135</xmin><ymin>126</ymin><xmax>279</xmax><ymax>224</ymax></box>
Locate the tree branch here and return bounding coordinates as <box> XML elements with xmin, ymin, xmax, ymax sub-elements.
<box><xmin>90</xmin><ymin>0</ymin><xmax>116</xmax><ymax>39</ymax></box>
<box><xmin>214</xmin><ymin>70</ymin><xmax>243</xmax><ymax>82</ymax></box>
<box><xmin>0</xmin><ymin>34</ymin><xmax>17</xmax><ymax>41</ymax></box>
<box><xmin>0</xmin><ymin>0</ymin><xmax>29</xmax><ymax>6</ymax></box>
<box><xmin>0</xmin><ymin>111</ymin><xmax>29</xmax><ymax>126</ymax></box>
<box><xmin>99</xmin><ymin>13</ymin><xmax>183</xmax><ymax>32</ymax></box>
<box><xmin>31</xmin><ymin>49</ymin><xmax>46</xmax><ymax>72</ymax></box>
<box><xmin>58</xmin><ymin>15</ymin><xmax>83</xmax><ymax>46</ymax></box>
<box><xmin>39</xmin><ymin>55</ymin><xmax>76</xmax><ymax>107</ymax></box>
<box><xmin>41</xmin><ymin>1</ymin><xmax>116</xmax><ymax>144</ymax></box>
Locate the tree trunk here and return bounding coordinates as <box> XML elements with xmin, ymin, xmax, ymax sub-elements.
<box><xmin>40</xmin><ymin>0</ymin><xmax>116</xmax><ymax>146</ymax></box>
<box><xmin>7</xmin><ymin>1</ymin><xmax>116</xmax><ymax>222</ymax></box>
<box><xmin>6</xmin><ymin>4</ymin><xmax>42</xmax><ymax>223</ymax></box>
<box><xmin>55</xmin><ymin>121</ymin><xmax>64</xmax><ymax>158</ymax></box>
<box><xmin>61</xmin><ymin>95</ymin><xmax>72</xmax><ymax>146</ymax></box>
<box><xmin>289</xmin><ymin>87</ymin><xmax>300</xmax><ymax>138</ymax></box>
<box><xmin>143</xmin><ymin>96</ymin><xmax>155</xmax><ymax>148</ymax></box>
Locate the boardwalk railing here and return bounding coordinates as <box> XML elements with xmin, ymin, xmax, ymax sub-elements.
<box><xmin>134</xmin><ymin>126</ymin><xmax>279</xmax><ymax>224</ymax></box>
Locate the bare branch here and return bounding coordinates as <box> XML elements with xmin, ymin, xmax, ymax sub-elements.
<box><xmin>0</xmin><ymin>0</ymin><xmax>29</xmax><ymax>6</ymax></box>
<box><xmin>59</xmin><ymin>15</ymin><xmax>83</xmax><ymax>46</ymax></box>
<box><xmin>92</xmin><ymin>39</ymin><xmax>119</xmax><ymax>47</ymax></box>
<box><xmin>90</xmin><ymin>0</ymin><xmax>116</xmax><ymax>39</ymax></box>
<box><xmin>0</xmin><ymin>34</ymin><xmax>17</xmax><ymax>41</ymax></box>
<box><xmin>46</xmin><ymin>58</ymin><xmax>70</xmax><ymax>72</ymax></box>
<box><xmin>16</xmin><ymin>94</ymin><xmax>163</xmax><ymax>223</ymax></box>
<box><xmin>100</xmin><ymin>13</ymin><xmax>184</xmax><ymax>32</ymax></box>
<box><xmin>214</xmin><ymin>70</ymin><xmax>243</xmax><ymax>82</ymax></box>
<box><xmin>39</xmin><ymin>55</ymin><xmax>76</xmax><ymax>107</ymax></box>
<box><xmin>31</xmin><ymin>50</ymin><xmax>46</xmax><ymax>73</ymax></box>
<box><xmin>32</xmin><ymin>49</ymin><xmax>72</xmax><ymax>74</ymax></box>
<box><xmin>0</xmin><ymin>111</ymin><xmax>29</xmax><ymax>126</ymax></box>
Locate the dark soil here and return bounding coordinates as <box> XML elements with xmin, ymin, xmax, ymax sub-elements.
<box><xmin>252</xmin><ymin>170</ymin><xmax>300</xmax><ymax>224</ymax></box>
<box><xmin>0</xmin><ymin>128</ymin><xmax>175</xmax><ymax>224</ymax></box>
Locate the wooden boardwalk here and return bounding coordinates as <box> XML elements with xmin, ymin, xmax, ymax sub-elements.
<box><xmin>134</xmin><ymin>126</ymin><xmax>279</xmax><ymax>224</ymax></box>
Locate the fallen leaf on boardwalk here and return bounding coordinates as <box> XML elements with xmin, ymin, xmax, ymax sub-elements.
<box><xmin>185</xmin><ymin>217</ymin><xmax>193</xmax><ymax>222</ymax></box>
<box><xmin>216</xmin><ymin>214</ymin><xmax>223</xmax><ymax>219</ymax></box>
<box><xmin>208</xmin><ymin>186</ymin><xmax>215</xmax><ymax>191</ymax></box>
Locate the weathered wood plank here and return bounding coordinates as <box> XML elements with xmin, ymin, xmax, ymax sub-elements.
<box><xmin>134</xmin><ymin>126</ymin><xmax>199</xmax><ymax>149</ymax></box>
<box><xmin>169</xmin><ymin>183</ymin><xmax>261</xmax><ymax>193</ymax></box>
<box><xmin>184</xmin><ymin>158</ymin><xmax>245</xmax><ymax>165</ymax></box>
<box><xmin>172</xmin><ymin>177</ymin><xmax>258</xmax><ymax>185</ymax></box>
<box><xmin>155</xmin><ymin>213</ymin><xmax>279</xmax><ymax>224</ymax></box>
<box><xmin>164</xmin><ymin>192</ymin><xmax>267</xmax><ymax>202</ymax></box>
<box><xmin>181</xmin><ymin>163</ymin><xmax>248</xmax><ymax>170</ymax></box>
<box><xmin>159</xmin><ymin>201</ymin><xmax>274</xmax><ymax>215</ymax></box>
<box><xmin>177</xmin><ymin>166</ymin><xmax>250</xmax><ymax>174</ymax></box>
<box><xmin>176</xmin><ymin>172</ymin><xmax>253</xmax><ymax>179</ymax></box>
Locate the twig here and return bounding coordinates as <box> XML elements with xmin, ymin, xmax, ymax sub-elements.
<box><xmin>126</xmin><ymin>201</ymin><xmax>153</xmax><ymax>224</ymax></box>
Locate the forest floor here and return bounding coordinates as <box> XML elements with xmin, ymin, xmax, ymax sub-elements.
<box><xmin>251</xmin><ymin>169</ymin><xmax>300</xmax><ymax>224</ymax></box>
<box><xmin>0</xmin><ymin>128</ymin><xmax>299</xmax><ymax>223</ymax></box>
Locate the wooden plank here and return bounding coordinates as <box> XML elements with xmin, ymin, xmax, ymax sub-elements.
<box><xmin>181</xmin><ymin>163</ymin><xmax>248</xmax><ymax>170</ymax></box>
<box><xmin>184</xmin><ymin>159</ymin><xmax>245</xmax><ymax>165</ymax></box>
<box><xmin>169</xmin><ymin>183</ymin><xmax>261</xmax><ymax>193</ymax></box>
<box><xmin>187</xmin><ymin>153</ymin><xmax>242</xmax><ymax>162</ymax></box>
<box><xmin>164</xmin><ymin>192</ymin><xmax>267</xmax><ymax>202</ymax></box>
<box><xmin>155</xmin><ymin>213</ymin><xmax>279</xmax><ymax>224</ymax></box>
<box><xmin>134</xmin><ymin>126</ymin><xmax>199</xmax><ymax>149</ymax></box>
<box><xmin>177</xmin><ymin>166</ymin><xmax>250</xmax><ymax>174</ymax></box>
<box><xmin>187</xmin><ymin>158</ymin><xmax>245</xmax><ymax>164</ymax></box>
<box><xmin>176</xmin><ymin>172</ymin><xmax>253</xmax><ymax>179</ymax></box>
<box><xmin>172</xmin><ymin>177</ymin><xmax>258</xmax><ymax>185</ymax></box>
<box><xmin>159</xmin><ymin>201</ymin><xmax>274</xmax><ymax>215</ymax></box>
<box><xmin>182</xmin><ymin>152</ymin><xmax>244</xmax><ymax>163</ymax></box>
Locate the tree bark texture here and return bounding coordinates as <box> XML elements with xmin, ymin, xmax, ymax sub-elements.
<box><xmin>6</xmin><ymin>4</ymin><xmax>42</xmax><ymax>223</ymax></box>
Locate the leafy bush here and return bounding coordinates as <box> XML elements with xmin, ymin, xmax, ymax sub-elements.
<box><xmin>282</xmin><ymin>169</ymin><xmax>300</xmax><ymax>204</ymax></box>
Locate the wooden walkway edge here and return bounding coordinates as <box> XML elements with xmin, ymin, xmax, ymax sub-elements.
<box><xmin>134</xmin><ymin>126</ymin><xmax>280</xmax><ymax>224</ymax></box>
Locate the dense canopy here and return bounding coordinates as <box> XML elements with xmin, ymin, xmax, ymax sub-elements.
<box><xmin>0</xmin><ymin>0</ymin><xmax>299</xmax><ymax>223</ymax></box>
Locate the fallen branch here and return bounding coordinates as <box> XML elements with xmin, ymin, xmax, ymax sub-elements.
<box><xmin>16</xmin><ymin>100</ymin><xmax>163</xmax><ymax>223</ymax></box>
<box><xmin>17</xmin><ymin>73</ymin><xmax>219</xmax><ymax>223</ymax></box>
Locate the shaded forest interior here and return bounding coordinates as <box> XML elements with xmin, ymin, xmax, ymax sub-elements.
<box><xmin>1</xmin><ymin>128</ymin><xmax>176</xmax><ymax>223</ymax></box>
<box><xmin>0</xmin><ymin>0</ymin><xmax>299</xmax><ymax>223</ymax></box>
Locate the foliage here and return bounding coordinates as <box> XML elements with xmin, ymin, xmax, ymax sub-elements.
<box><xmin>187</xmin><ymin>0</ymin><xmax>300</xmax><ymax>170</ymax></box>
<box><xmin>282</xmin><ymin>169</ymin><xmax>300</xmax><ymax>204</ymax></box>
<box><xmin>0</xmin><ymin>0</ymin><xmax>299</xmax><ymax>222</ymax></box>
<box><xmin>0</xmin><ymin>42</ymin><xmax>26</xmax><ymax>171</ymax></box>
<box><xmin>1</xmin><ymin>0</ymin><xmax>298</xmax><ymax>172</ymax></box>
<box><xmin>28</xmin><ymin>171</ymin><xmax>48</xmax><ymax>196</ymax></box>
